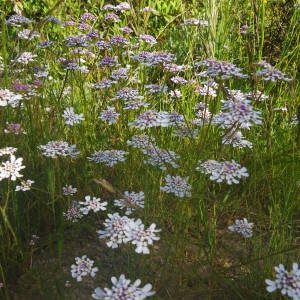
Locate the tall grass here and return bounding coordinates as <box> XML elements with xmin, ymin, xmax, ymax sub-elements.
<box><xmin>0</xmin><ymin>0</ymin><xmax>299</xmax><ymax>299</ymax></box>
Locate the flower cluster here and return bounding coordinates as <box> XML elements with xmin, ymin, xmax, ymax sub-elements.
<box><xmin>99</xmin><ymin>106</ymin><xmax>120</xmax><ymax>124</ymax></box>
<box><xmin>91</xmin><ymin>79</ymin><xmax>116</xmax><ymax>89</ymax></box>
<box><xmin>0</xmin><ymin>89</ymin><xmax>23</xmax><ymax>107</ymax></box>
<box><xmin>97</xmin><ymin>213</ymin><xmax>160</xmax><ymax>254</ymax></box>
<box><xmin>196</xmin><ymin>159</ymin><xmax>249</xmax><ymax>184</ymax></box>
<box><xmin>114</xmin><ymin>191</ymin><xmax>145</xmax><ymax>215</ymax></box>
<box><xmin>127</xmin><ymin>135</ymin><xmax>179</xmax><ymax>170</ymax></box>
<box><xmin>195</xmin><ymin>58</ymin><xmax>248</xmax><ymax>79</ymax></box>
<box><xmin>191</xmin><ymin>103</ymin><xmax>211</xmax><ymax>126</ymax></box>
<box><xmin>97</xmin><ymin>213</ymin><xmax>131</xmax><ymax>248</ymax></box>
<box><xmin>4</xmin><ymin>123</ymin><xmax>26</xmax><ymax>135</ymax></box>
<box><xmin>195</xmin><ymin>84</ymin><xmax>217</xmax><ymax>97</ymax></box>
<box><xmin>114</xmin><ymin>87</ymin><xmax>143</xmax><ymax>101</ymax></box>
<box><xmin>143</xmin><ymin>146</ymin><xmax>180</xmax><ymax>170</ymax></box>
<box><xmin>63</xmin><ymin>201</ymin><xmax>83</xmax><ymax>222</ymax></box>
<box><xmin>139</xmin><ymin>34</ymin><xmax>157</xmax><ymax>45</ymax></box>
<box><xmin>62</xmin><ymin>107</ymin><xmax>85</xmax><ymax>126</ymax></box>
<box><xmin>6</xmin><ymin>14</ymin><xmax>33</xmax><ymax>27</ymax></box>
<box><xmin>131</xmin><ymin>51</ymin><xmax>175</xmax><ymax>66</ymax></box>
<box><xmin>62</xmin><ymin>185</ymin><xmax>77</xmax><ymax>196</ymax></box>
<box><xmin>15</xmin><ymin>179</ymin><xmax>34</xmax><ymax>191</ymax></box>
<box><xmin>255</xmin><ymin>61</ymin><xmax>291</xmax><ymax>82</ymax></box>
<box><xmin>71</xmin><ymin>255</ymin><xmax>98</xmax><ymax>282</ymax></box>
<box><xmin>127</xmin><ymin>219</ymin><xmax>161</xmax><ymax>254</ymax></box>
<box><xmin>228</xmin><ymin>218</ymin><xmax>254</xmax><ymax>238</ymax></box>
<box><xmin>0</xmin><ymin>147</ymin><xmax>17</xmax><ymax>157</ymax></box>
<box><xmin>39</xmin><ymin>141</ymin><xmax>80</xmax><ymax>158</ymax></box>
<box><xmin>18</xmin><ymin>29</ymin><xmax>40</xmax><ymax>40</ymax></box>
<box><xmin>160</xmin><ymin>175</ymin><xmax>192</xmax><ymax>198</ymax></box>
<box><xmin>79</xmin><ymin>195</ymin><xmax>108</xmax><ymax>215</ymax></box>
<box><xmin>111</xmin><ymin>67</ymin><xmax>129</xmax><ymax>80</ymax></box>
<box><xmin>222</xmin><ymin>130</ymin><xmax>253</xmax><ymax>149</ymax></box>
<box><xmin>92</xmin><ymin>274</ymin><xmax>155</xmax><ymax>300</ymax></box>
<box><xmin>128</xmin><ymin>110</ymin><xmax>183</xmax><ymax>129</ymax></box>
<box><xmin>87</xmin><ymin>150</ymin><xmax>128</xmax><ymax>167</ymax></box>
<box><xmin>213</xmin><ymin>97</ymin><xmax>263</xmax><ymax>130</ymax></box>
<box><xmin>0</xmin><ymin>154</ymin><xmax>25</xmax><ymax>181</ymax></box>
<box><xmin>126</xmin><ymin>134</ymin><xmax>155</xmax><ymax>149</ymax></box>
<box><xmin>182</xmin><ymin>18</ymin><xmax>208</xmax><ymax>26</ymax></box>
<box><xmin>145</xmin><ymin>84</ymin><xmax>168</xmax><ymax>94</ymax></box>
<box><xmin>16</xmin><ymin>52</ymin><xmax>37</xmax><ymax>65</ymax></box>
<box><xmin>266</xmin><ymin>263</ymin><xmax>300</xmax><ymax>299</ymax></box>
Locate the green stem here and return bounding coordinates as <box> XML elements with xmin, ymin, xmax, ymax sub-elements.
<box><xmin>259</xmin><ymin>0</ymin><xmax>265</xmax><ymax>60</ymax></box>
<box><xmin>1</xmin><ymin>14</ymin><xmax>8</xmax><ymax>88</ymax></box>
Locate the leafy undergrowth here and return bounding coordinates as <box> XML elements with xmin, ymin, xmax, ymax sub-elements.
<box><xmin>0</xmin><ymin>0</ymin><xmax>299</xmax><ymax>299</ymax></box>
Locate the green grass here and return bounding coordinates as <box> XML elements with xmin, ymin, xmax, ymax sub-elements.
<box><xmin>0</xmin><ymin>0</ymin><xmax>299</xmax><ymax>299</ymax></box>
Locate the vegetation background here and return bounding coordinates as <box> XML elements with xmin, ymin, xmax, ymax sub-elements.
<box><xmin>0</xmin><ymin>0</ymin><xmax>299</xmax><ymax>299</ymax></box>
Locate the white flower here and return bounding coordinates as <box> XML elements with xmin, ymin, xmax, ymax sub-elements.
<box><xmin>228</xmin><ymin>218</ymin><xmax>254</xmax><ymax>238</ymax></box>
<box><xmin>63</xmin><ymin>201</ymin><xmax>83</xmax><ymax>222</ymax></box>
<box><xmin>126</xmin><ymin>220</ymin><xmax>161</xmax><ymax>254</ymax></box>
<box><xmin>0</xmin><ymin>147</ymin><xmax>17</xmax><ymax>157</ymax></box>
<box><xmin>99</xmin><ymin>106</ymin><xmax>120</xmax><ymax>124</ymax></box>
<box><xmin>87</xmin><ymin>150</ymin><xmax>128</xmax><ymax>167</ymax></box>
<box><xmin>0</xmin><ymin>154</ymin><xmax>25</xmax><ymax>181</ymax></box>
<box><xmin>160</xmin><ymin>175</ymin><xmax>192</xmax><ymax>198</ymax></box>
<box><xmin>92</xmin><ymin>274</ymin><xmax>155</xmax><ymax>299</ymax></box>
<box><xmin>97</xmin><ymin>213</ymin><xmax>132</xmax><ymax>248</ymax></box>
<box><xmin>195</xmin><ymin>84</ymin><xmax>217</xmax><ymax>97</ymax></box>
<box><xmin>140</xmin><ymin>6</ymin><xmax>158</xmax><ymax>14</ymax></box>
<box><xmin>16</xmin><ymin>52</ymin><xmax>37</xmax><ymax>65</ymax></box>
<box><xmin>15</xmin><ymin>179</ymin><xmax>34</xmax><ymax>191</ymax></box>
<box><xmin>128</xmin><ymin>110</ymin><xmax>170</xmax><ymax>129</ymax></box>
<box><xmin>127</xmin><ymin>134</ymin><xmax>155</xmax><ymax>150</ymax></box>
<box><xmin>255</xmin><ymin>60</ymin><xmax>291</xmax><ymax>82</ymax></box>
<box><xmin>169</xmin><ymin>89</ymin><xmax>182</xmax><ymax>98</ymax></box>
<box><xmin>79</xmin><ymin>195</ymin><xmax>107</xmax><ymax>215</ymax></box>
<box><xmin>129</xmin><ymin>111</ymin><xmax>184</xmax><ymax>129</ymax></box>
<box><xmin>222</xmin><ymin>130</ymin><xmax>253</xmax><ymax>149</ymax></box>
<box><xmin>212</xmin><ymin>95</ymin><xmax>263</xmax><ymax>130</ymax></box>
<box><xmin>17</xmin><ymin>29</ymin><xmax>40</xmax><ymax>40</ymax></box>
<box><xmin>114</xmin><ymin>191</ymin><xmax>145</xmax><ymax>215</ymax></box>
<box><xmin>98</xmin><ymin>213</ymin><xmax>160</xmax><ymax>254</ymax></box>
<box><xmin>70</xmin><ymin>255</ymin><xmax>98</xmax><ymax>282</ymax></box>
<box><xmin>39</xmin><ymin>141</ymin><xmax>80</xmax><ymax>158</ymax></box>
<box><xmin>191</xmin><ymin>103</ymin><xmax>211</xmax><ymax>126</ymax></box>
<box><xmin>139</xmin><ymin>34</ymin><xmax>157</xmax><ymax>45</ymax></box>
<box><xmin>0</xmin><ymin>89</ymin><xmax>23</xmax><ymax>107</ymax></box>
<box><xmin>62</xmin><ymin>107</ymin><xmax>85</xmax><ymax>126</ymax></box>
<box><xmin>197</xmin><ymin>159</ymin><xmax>249</xmax><ymax>185</ymax></box>
<box><xmin>143</xmin><ymin>145</ymin><xmax>180</xmax><ymax>170</ymax></box>
<box><xmin>62</xmin><ymin>185</ymin><xmax>77</xmax><ymax>196</ymax></box>
<box><xmin>266</xmin><ymin>263</ymin><xmax>300</xmax><ymax>299</ymax></box>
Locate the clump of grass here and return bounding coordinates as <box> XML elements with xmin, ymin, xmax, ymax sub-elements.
<box><xmin>0</xmin><ymin>0</ymin><xmax>299</xmax><ymax>299</ymax></box>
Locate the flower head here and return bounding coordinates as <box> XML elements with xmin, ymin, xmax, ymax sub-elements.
<box><xmin>228</xmin><ymin>218</ymin><xmax>254</xmax><ymax>238</ymax></box>
<box><xmin>92</xmin><ymin>274</ymin><xmax>155</xmax><ymax>299</ymax></box>
<box><xmin>15</xmin><ymin>179</ymin><xmax>34</xmax><ymax>191</ymax></box>
<box><xmin>0</xmin><ymin>154</ymin><xmax>25</xmax><ymax>181</ymax></box>
<box><xmin>87</xmin><ymin>150</ymin><xmax>128</xmax><ymax>167</ymax></box>
<box><xmin>79</xmin><ymin>195</ymin><xmax>107</xmax><ymax>215</ymax></box>
<box><xmin>39</xmin><ymin>141</ymin><xmax>80</xmax><ymax>158</ymax></box>
<box><xmin>197</xmin><ymin>159</ymin><xmax>249</xmax><ymax>185</ymax></box>
<box><xmin>114</xmin><ymin>191</ymin><xmax>145</xmax><ymax>215</ymax></box>
<box><xmin>266</xmin><ymin>263</ymin><xmax>300</xmax><ymax>299</ymax></box>
<box><xmin>70</xmin><ymin>255</ymin><xmax>98</xmax><ymax>282</ymax></box>
<box><xmin>160</xmin><ymin>175</ymin><xmax>192</xmax><ymax>198</ymax></box>
<box><xmin>62</xmin><ymin>107</ymin><xmax>85</xmax><ymax>126</ymax></box>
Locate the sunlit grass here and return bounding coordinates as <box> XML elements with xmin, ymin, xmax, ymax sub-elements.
<box><xmin>0</xmin><ymin>0</ymin><xmax>299</xmax><ymax>299</ymax></box>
